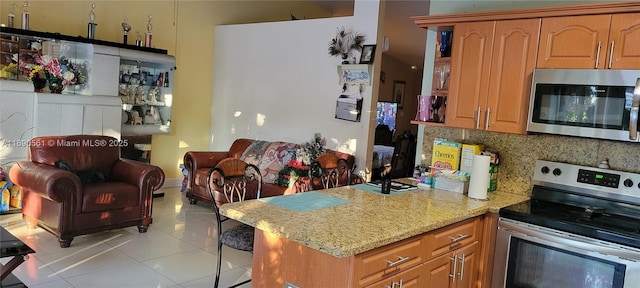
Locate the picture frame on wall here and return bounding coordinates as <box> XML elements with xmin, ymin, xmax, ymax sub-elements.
<box><xmin>359</xmin><ymin>44</ymin><xmax>376</xmax><ymax>64</ymax></box>
<box><xmin>337</xmin><ymin>64</ymin><xmax>371</xmax><ymax>85</ymax></box>
<box><xmin>393</xmin><ymin>80</ymin><xmax>406</xmax><ymax>108</ymax></box>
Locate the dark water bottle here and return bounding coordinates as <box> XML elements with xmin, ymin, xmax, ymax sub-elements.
<box><xmin>381</xmin><ymin>178</ymin><xmax>391</xmax><ymax>194</ymax></box>
<box><xmin>381</xmin><ymin>165</ymin><xmax>392</xmax><ymax>194</ymax></box>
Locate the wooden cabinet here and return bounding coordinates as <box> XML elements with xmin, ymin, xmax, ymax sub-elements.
<box><xmin>446</xmin><ymin>18</ymin><xmax>540</xmax><ymax>134</ymax></box>
<box><xmin>425</xmin><ymin>216</ymin><xmax>481</xmax><ymax>259</ymax></box>
<box><xmin>252</xmin><ymin>215</ymin><xmax>485</xmax><ymax>288</ymax></box>
<box><xmin>365</xmin><ymin>264</ymin><xmax>427</xmax><ymax>288</ymax></box>
<box><xmin>538</xmin><ymin>13</ymin><xmax>640</xmax><ymax>69</ymax></box>
<box><xmin>354</xmin><ymin>235</ymin><xmax>426</xmax><ymax>287</ymax></box>
<box><xmin>423</xmin><ymin>216</ymin><xmax>482</xmax><ymax>288</ymax></box>
<box><xmin>425</xmin><ymin>241</ymin><xmax>480</xmax><ymax>288</ymax></box>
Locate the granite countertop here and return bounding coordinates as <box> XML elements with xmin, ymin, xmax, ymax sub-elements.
<box><xmin>220</xmin><ymin>180</ymin><xmax>529</xmax><ymax>258</ymax></box>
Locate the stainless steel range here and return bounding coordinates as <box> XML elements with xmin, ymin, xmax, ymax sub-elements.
<box><xmin>492</xmin><ymin>160</ymin><xmax>640</xmax><ymax>288</ymax></box>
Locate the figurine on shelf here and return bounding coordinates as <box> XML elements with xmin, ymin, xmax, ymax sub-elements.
<box><xmin>145</xmin><ymin>15</ymin><xmax>153</xmax><ymax>48</ymax></box>
<box><xmin>135</xmin><ymin>94</ymin><xmax>145</xmax><ymax>105</ymax></box>
<box><xmin>87</xmin><ymin>3</ymin><xmax>97</xmax><ymax>39</ymax></box>
<box><xmin>121</xmin><ymin>18</ymin><xmax>131</xmax><ymax>44</ymax></box>
<box><xmin>131</xmin><ymin>110</ymin><xmax>143</xmax><ymax>125</ymax></box>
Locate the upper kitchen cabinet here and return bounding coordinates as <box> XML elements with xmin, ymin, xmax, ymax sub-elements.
<box><xmin>119</xmin><ymin>49</ymin><xmax>175</xmax><ymax>135</ymax></box>
<box><xmin>447</xmin><ymin>19</ymin><xmax>540</xmax><ymax>134</ymax></box>
<box><xmin>538</xmin><ymin>13</ymin><xmax>640</xmax><ymax>69</ymax></box>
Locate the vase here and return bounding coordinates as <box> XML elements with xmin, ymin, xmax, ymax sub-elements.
<box><xmin>415</xmin><ymin>95</ymin><xmax>431</xmax><ymax>122</ymax></box>
<box><xmin>32</xmin><ymin>78</ymin><xmax>47</xmax><ymax>92</ymax></box>
<box><xmin>47</xmin><ymin>78</ymin><xmax>65</xmax><ymax>94</ymax></box>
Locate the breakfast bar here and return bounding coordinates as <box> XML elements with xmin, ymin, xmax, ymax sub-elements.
<box><xmin>220</xmin><ymin>181</ymin><xmax>528</xmax><ymax>287</ymax></box>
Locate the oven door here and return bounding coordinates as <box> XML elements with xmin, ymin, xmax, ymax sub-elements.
<box><xmin>492</xmin><ymin>218</ymin><xmax>640</xmax><ymax>288</ymax></box>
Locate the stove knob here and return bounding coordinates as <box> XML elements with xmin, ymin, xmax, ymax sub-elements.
<box><xmin>541</xmin><ymin>166</ymin><xmax>550</xmax><ymax>174</ymax></box>
<box><xmin>624</xmin><ymin>179</ymin><xmax>633</xmax><ymax>188</ymax></box>
<box><xmin>553</xmin><ymin>168</ymin><xmax>562</xmax><ymax>176</ymax></box>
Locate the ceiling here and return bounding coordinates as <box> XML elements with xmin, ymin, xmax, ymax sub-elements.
<box><xmin>311</xmin><ymin>0</ymin><xmax>430</xmax><ymax>69</ymax></box>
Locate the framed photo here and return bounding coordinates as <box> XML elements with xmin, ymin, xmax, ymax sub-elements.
<box><xmin>359</xmin><ymin>44</ymin><xmax>376</xmax><ymax>64</ymax></box>
<box><xmin>337</xmin><ymin>65</ymin><xmax>370</xmax><ymax>84</ymax></box>
<box><xmin>393</xmin><ymin>80</ymin><xmax>406</xmax><ymax>108</ymax></box>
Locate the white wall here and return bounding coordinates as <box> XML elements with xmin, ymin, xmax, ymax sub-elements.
<box><xmin>211</xmin><ymin>0</ymin><xmax>382</xmax><ymax>175</ymax></box>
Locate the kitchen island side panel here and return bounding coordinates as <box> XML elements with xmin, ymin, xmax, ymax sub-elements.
<box><xmin>252</xmin><ymin>228</ymin><xmax>355</xmax><ymax>287</ymax></box>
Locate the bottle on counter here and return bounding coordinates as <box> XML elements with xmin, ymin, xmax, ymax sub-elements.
<box><xmin>163</xmin><ymin>72</ymin><xmax>169</xmax><ymax>87</ymax></box>
<box><xmin>380</xmin><ymin>165</ymin><xmax>392</xmax><ymax>194</ymax></box>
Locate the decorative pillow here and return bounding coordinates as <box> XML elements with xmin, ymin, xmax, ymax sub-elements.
<box><xmin>255</xmin><ymin>142</ymin><xmax>298</xmax><ymax>184</ymax></box>
<box><xmin>239</xmin><ymin>140</ymin><xmax>270</xmax><ymax>166</ymax></box>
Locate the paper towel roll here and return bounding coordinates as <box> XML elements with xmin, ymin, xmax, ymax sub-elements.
<box><xmin>468</xmin><ymin>155</ymin><xmax>490</xmax><ymax>200</ymax></box>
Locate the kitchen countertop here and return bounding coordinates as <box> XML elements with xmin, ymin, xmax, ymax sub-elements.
<box><xmin>220</xmin><ymin>180</ymin><xmax>529</xmax><ymax>258</ymax></box>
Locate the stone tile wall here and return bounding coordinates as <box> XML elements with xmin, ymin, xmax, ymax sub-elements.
<box><xmin>420</xmin><ymin>126</ymin><xmax>640</xmax><ymax>196</ymax></box>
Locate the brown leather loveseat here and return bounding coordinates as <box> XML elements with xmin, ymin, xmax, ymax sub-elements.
<box><xmin>9</xmin><ymin>135</ymin><xmax>165</xmax><ymax>248</ymax></box>
<box><xmin>184</xmin><ymin>138</ymin><xmax>359</xmax><ymax>206</ymax></box>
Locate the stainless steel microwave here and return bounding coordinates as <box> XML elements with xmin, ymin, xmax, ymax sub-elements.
<box><xmin>527</xmin><ymin>69</ymin><xmax>640</xmax><ymax>142</ymax></box>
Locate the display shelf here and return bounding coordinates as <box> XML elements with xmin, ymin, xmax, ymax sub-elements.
<box><xmin>434</xmin><ymin>57</ymin><xmax>451</xmax><ymax>63</ymax></box>
<box><xmin>0</xmin><ymin>27</ymin><xmax>167</xmax><ymax>54</ymax></box>
<box><xmin>119</xmin><ymin>53</ymin><xmax>175</xmax><ymax>135</ymax></box>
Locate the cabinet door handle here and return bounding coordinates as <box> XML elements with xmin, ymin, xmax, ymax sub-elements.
<box><xmin>386</xmin><ymin>256</ymin><xmax>410</xmax><ymax>267</ymax></box>
<box><xmin>449</xmin><ymin>233</ymin><xmax>470</xmax><ymax>243</ymax></box>
<box><xmin>595</xmin><ymin>41</ymin><xmax>601</xmax><ymax>69</ymax></box>
<box><xmin>485</xmin><ymin>107</ymin><xmax>490</xmax><ymax>130</ymax></box>
<box><xmin>475</xmin><ymin>107</ymin><xmax>481</xmax><ymax>129</ymax></box>
<box><xmin>449</xmin><ymin>255</ymin><xmax>458</xmax><ymax>283</ymax></box>
<box><xmin>398</xmin><ymin>279</ymin><xmax>404</xmax><ymax>288</ymax></box>
<box><xmin>608</xmin><ymin>41</ymin><xmax>615</xmax><ymax>69</ymax></box>
<box><xmin>458</xmin><ymin>253</ymin><xmax>466</xmax><ymax>280</ymax></box>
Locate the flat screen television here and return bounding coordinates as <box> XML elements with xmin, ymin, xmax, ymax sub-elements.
<box><xmin>376</xmin><ymin>101</ymin><xmax>398</xmax><ymax>131</ymax></box>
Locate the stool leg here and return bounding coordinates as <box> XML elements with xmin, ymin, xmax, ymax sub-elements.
<box><xmin>214</xmin><ymin>239</ymin><xmax>222</xmax><ymax>287</ymax></box>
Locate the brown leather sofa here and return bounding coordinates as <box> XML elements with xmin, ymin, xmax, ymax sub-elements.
<box><xmin>184</xmin><ymin>138</ymin><xmax>360</xmax><ymax>206</ymax></box>
<box><xmin>9</xmin><ymin>135</ymin><xmax>165</xmax><ymax>248</ymax></box>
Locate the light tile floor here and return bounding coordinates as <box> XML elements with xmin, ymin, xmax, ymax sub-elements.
<box><xmin>0</xmin><ymin>187</ymin><xmax>252</xmax><ymax>288</ymax></box>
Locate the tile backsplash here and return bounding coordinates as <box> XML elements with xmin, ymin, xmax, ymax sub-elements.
<box><xmin>420</xmin><ymin>126</ymin><xmax>640</xmax><ymax>196</ymax></box>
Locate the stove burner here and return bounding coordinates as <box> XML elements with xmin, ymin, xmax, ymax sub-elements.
<box><xmin>582</xmin><ymin>206</ymin><xmax>605</xmax><ymax>219</ymax></box>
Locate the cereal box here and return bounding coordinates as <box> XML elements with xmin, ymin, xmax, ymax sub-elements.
<box><xmin>461</xmin><ymin>144</ymin><xmax>484</xmax><ymax>174</ymax></box>
<box><xmin>431</xmin><ymin>140</ymin><xmax>462</xmax><ymax>170</ymax></box>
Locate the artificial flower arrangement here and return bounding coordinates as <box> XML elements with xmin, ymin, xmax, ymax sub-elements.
<box><xmin>276</xmin><ymin>159</ymin><xmax>310</xmax><ymax>187</ymax></box>
<box><xmin>328</xmin><ymin>27</ymin><xmax>366</xmax><ymax>64</ymax></box>
<box><xmin>19</xmin><ymin>52</ymin><xmax>87</xmax><ymax>91</ymax></box>
<box><xmin>276</xmin><ymin>133</ymin><xmax>327</xmax><ymax>187</ymax></box>
<box><xmin>0</xmin><ymin>63</ymin><xmax>18</xmax><ymax>79</ymax></box>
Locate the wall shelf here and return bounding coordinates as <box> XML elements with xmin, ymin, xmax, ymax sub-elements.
<box><xmin>410</xmin><ymin>120</ymin><xmax>446</xmax><ymax>126</ymax></box>
<box><xmin>0</xmin><ymin>27</ymin><xmax>167</xmax><ymax>55</ymax></box>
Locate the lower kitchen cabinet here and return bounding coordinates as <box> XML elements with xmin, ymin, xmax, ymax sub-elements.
<box><xmin>425</xmin><ymin>241</ymin><xmax>480</xmax><ymax>288</ymax></box>
<box><xmin>252</xmin><ymin>215</ymin><xmax>486</xmax><ymax>288</ymax></box>
<box><xmin>365</xmin><ymin>263</ymin><xmax>427</xmax><ymax>288</ymax></box>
